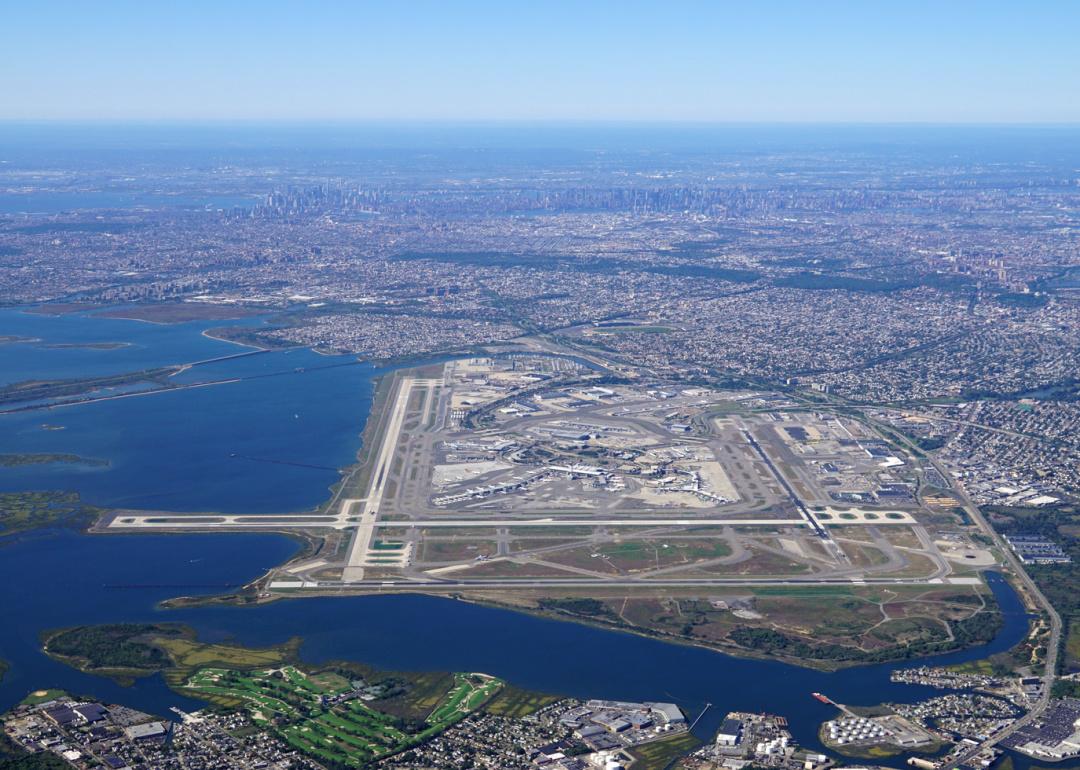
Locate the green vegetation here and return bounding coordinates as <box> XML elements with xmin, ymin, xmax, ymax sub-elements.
<box><xmin>0</xmin><ymin>366</ymin><xmax>176</xmax><ymax>407</ymax></box>
<box><xmin>0</xmin><ymin>491</ymin><xmax>102</xmax><ymax>537</ymax></box>
<box><xmin>532</xmin><ymin>587</ymin><xmax>997</xmax><ymax>669</ymax></box>
<box><xmin>1051</xmin><ymin>680</ymin><xmax>1080</xmax><ymax>698</ymax></box>
<box><xmin>155</xmin><ymin>633</ymin><xmax>301</xmax><ymax>675</ymax></box>
<box><xmin>42</xmin><ymin>624</ymin><xmax>182</xmax><ymax>682</ymax></box>
<box><xmin>0</xmin><ymin>453</ymin><xmax>107</xmax><ymax>468</ymax></box>
<box><xmin>728</xmin><ymin>608</ymin><xmax>1001</xmax><ymax>664</ymax></box>
<box><xmin>985</xmin><ymin>504</ymin><xmax>1080</xmax><ymax>671</ymax></box>
<box><xmin>178</xmin><ymin>667</ymin><xmax>501</xmax><ymax>768</ymax></box>
<box><xmin>483</xmin><ymin>684</ymin><xmax>561</xmax><ymax>718</ymax></box>
<box><xmin>948</xmin><ymin>655</ymin><xmax>1016</xmax><ymax>677</ymax></box>
<box><xmin>19</xmin><ymin>691</ymin><xmax>66</xmax><ymax>707</ymax></box>
<box><xmin>915</xmin><ymin>436</ymin><xmax>947</xmax><ymax>451</ymax></box>
<box><xmin>773</xmin><ymin>269</ymin><xmax>979</xmax><ymax>294</ymax></box>
<box><xmin>832</xmin><ymin>741</ymin><xmax>930</xmax><ymax>759</ymax></box>
<box><xmin>538</xmin><ymin>597</ymin><xmax>615</xmax><ymax>618</ymax></box>
<box><xmin>0</xmin><ymin>754</ymin><xmax>72</xmax><ymax>769</ymax></box>
<box><xmin>749</xmin><ymin>585</ymin><xmax>856</xmax><ymax>597</ymax></box>
<box><xmin>0</xmin><ymin>721</ymin><xmax>68</xmax><ymax>767</ymax></box>
<box><xmin>628</xmin><ymin>732</ymin><xmax>701</xmax><ymax>769</ymax></box>
<box><xmin>774</xmin><ymin>272</ymin><xmax>918</xmax><ymax>293</ymax></box>
<box><xmin>42</xmin><ymin>623</ymin><xmax>300</xmax><ymax>685</ymax></box>
<box><xmin>994</xmin><ymin>292</ymin><xmax>1048</xmax><ymax>308</ymax></box>
<box><xmin>44</xmin><ymin>624</ymin><xmax>526</xmax><ymax>768</ymax></box>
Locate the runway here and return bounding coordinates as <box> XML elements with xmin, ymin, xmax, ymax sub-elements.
<box><xmin>342</xmin><ymin>376</ymin><xmax>440</xmax><ymax>581</ymax></box>
<box><xmin>108</xmin><ymin>516</ymin><xmax>809</xmax><ymax>530</ymax></box>
<box><xmin>269</xmin><ymin>575</ymin><xmax>966</xmax><ymax>590</ymax></box>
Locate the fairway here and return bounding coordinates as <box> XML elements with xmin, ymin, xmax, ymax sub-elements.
<box><xmin>179</xmin><ymin>664</ymin><xmax>503</xmax><ymax>768</ymax></box>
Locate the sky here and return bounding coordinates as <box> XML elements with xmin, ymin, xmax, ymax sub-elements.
<box><xmin>2</xmin><ymin>0</ymin><xmax>1079</xmax><ymax>123</ymax></box>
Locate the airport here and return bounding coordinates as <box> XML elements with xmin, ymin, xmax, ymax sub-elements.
<box><xmin>104</xmin><ymin>350</ymin><xmax>997</xmax><ymax>599</ymax></box>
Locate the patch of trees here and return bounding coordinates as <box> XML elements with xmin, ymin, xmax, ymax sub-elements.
<box><xmin>952</xmin><ymin>611</ymin><xmax>1003</xmax><ymax>646</ymax></box>
<box><xmin>728</xmin><ymin>611</ymin><xmax>1001</xmax><ymax>663</ymax></box>
<box><xmin>773</xmin><ymin>272</ymin><xmax>919</xmax><ymax>293</ymax></box>
<box><xmin>538</xmin><ymin>597</ymin><xmax>614</xmax><ymax>618</ymax></box>
<box><xmin>773</xmin><ymin>270</ymin><xmax>978</xmax><ymax>294</ymax></box>
<box><xmin>915</xmin><ymin>436</ymin><xmax>946</xmax><ymax>451</ymax></box>
<box><xmin>994</xmin><ymin>292</ymin><xmax>1048</xmax><ymax>308</ymax></box>
<box><xmin>0</xmin><ymin>752</ymin><xmax>71</xmax><ymax>769</ymax></box>
<box><xmin>45</xmin><ymin>624</ymin><xmax>177</xmax><ymax>671</ymax></box>
<box><xmin>985</xmin><ymin>505</ymin><xmax>1080</xmax><ymax>673</ymax></box>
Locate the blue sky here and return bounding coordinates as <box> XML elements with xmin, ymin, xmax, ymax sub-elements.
<box><xmin>2</xmin><ymin>0</ymin><xmax>1078</xmax><ymax>123</ymax></box>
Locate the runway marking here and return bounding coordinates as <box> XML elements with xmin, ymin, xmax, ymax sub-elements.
<box><xmin>373</xmin><ymin>518</ymin><xmax>805</xmax><ymax>528</ymax></box>
<box><xmin>339</xmin><ymin>377</ymin><xmax>440</xmax><ymax>581</ymax></box>
<box><xmin>110</xmin><ymin>516</ymin><xmax>807</xmax><ymax>529</ymax></box>
<box><xmin>105</xmin><ymin>515</ymin><xmax>917</xmax><ymax>530</ymax></box>
<box><xmin>267</xmin><ymin>576</ymin><xmax>955</xmax><ymax>590</ymax></box>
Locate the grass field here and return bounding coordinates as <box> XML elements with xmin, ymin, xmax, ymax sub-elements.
<box><xmin>19</xmin><ymin>689</ymin><xmax>67</xmax><ymax>707</ymax></box>
<box><xmin>948</xmin><ymin>658</ymin><xmax>999</xmax><ymax>676</ymax></box>
<box><xmin>629</xmin><ymin>732</ymin><xmax>701</xmax><ymax>769</ymax></box>
<box><xmin>483</xmin><ymin>684</ymin><xmax>561</xmax><ymax>718</ymax></box>
<box><xmin>155</xmin><ymin>635</ymin><xmax>301</xmax><ymax>672</ymax></box>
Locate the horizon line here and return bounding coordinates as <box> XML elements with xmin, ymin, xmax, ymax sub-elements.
<box><xmin>3</xmin><ymin>118</ymin><xmax>1080</xmax><ymax>129</ymax></box>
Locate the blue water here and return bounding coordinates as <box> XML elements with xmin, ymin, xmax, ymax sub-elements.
<box><xmin>0</xmin><ymin>350</ymin><xmax>378</xmax><ymax>512</ymax></box>
<box><xmin>0</xmin><ymin>526</ymin><xmax>1030</xmax><ymax>767</ymax></box>
<box><xmin>0</xmin><ymin>529</ymin><xmax>301</xmax><ymax>715</ymax></box>
<box><xmin>0</xmin><ymin>308</ymin><xmax>240</xmax><ymax>386</ymax></box>
<box><xmin>0</xmin><ymin>309</ymin><xmax>1036</xmax><ymax>767</ymax></box>
<box><xmin>0</xmin><ymin>311</ymin><xmax>382</xmax><ymax>512</ymax></box>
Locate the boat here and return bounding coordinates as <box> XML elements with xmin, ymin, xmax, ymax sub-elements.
<box><xmin>812</xmin><ymin>692</ymin><xmax>830</xmax><ymax>704</ymax></box>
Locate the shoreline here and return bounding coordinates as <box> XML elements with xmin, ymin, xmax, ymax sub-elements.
<box><xmin>199</xmin><ymin>327</ymin><xmax>269</xmax><ymax>350</ymax></box>
<box><xmin>149</xmin><ymin>574</ymin><xmax>1011</xmax><ymax>673</ymax></box>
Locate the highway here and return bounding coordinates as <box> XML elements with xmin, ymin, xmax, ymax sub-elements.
<box><xmin>846</xmin><ymin>406</ymin><xmax>1060</xmax><ymax>770</ymax></box>
<box><xmin>935</xmin><ymin>453</ymin><xmax>1061</xmax><ymax>770</ymax></box>
<box><xmin>795</xmin><ymin>400</ymin><xmax>1063</xmax><ymax>770</ymax></box>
